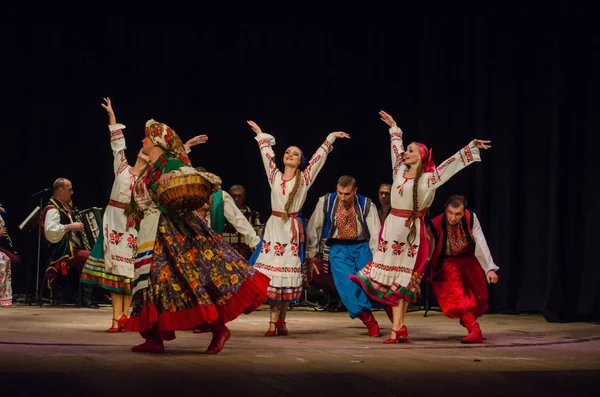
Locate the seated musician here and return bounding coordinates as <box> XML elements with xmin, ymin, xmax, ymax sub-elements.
<box><xmin>41</xmin><ymin>178</ymin><xmax>99</xmax><ymax>308</ymax></box>
<box><xmin>223</xmin><ymin>184</ymin><xmax>262</xmax><ymax>259</ymax></box>
<box><xmin>194</xmin><ymin>173</ymin><xmax>260</xmax><ymax>260</ymax></box>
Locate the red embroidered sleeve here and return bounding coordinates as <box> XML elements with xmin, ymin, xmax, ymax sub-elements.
<box><xmin>111</xmin><ymin>128</ymin><xmax>129</xmax><ymax>175</ymax></box>
<box><xmin>390</xmin><ymin>129</ymin><xmax>405</xmax><ymax>179</ymax></box>
<box><xmin>256</xmin><ymin>134</ymin><xmax>281</xmax><ymax>187</ymax></box>
<box><xmin>426</xmin><ymin>143</ymin><xmax>480</xmax><ymax>189</ymax></box>
<box><xmin>302</xmin><ymin>135</ymin><xmax>334</xmax><ymax>188</ymax></box>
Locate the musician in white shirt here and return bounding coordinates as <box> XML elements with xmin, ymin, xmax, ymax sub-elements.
<box><xmin>42</xmin><ymin>178</ymin><xmax>99</xmax><ymax>308</ymax></box>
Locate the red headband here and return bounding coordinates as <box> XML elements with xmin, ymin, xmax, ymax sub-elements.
<box><xmin>417</xmin><ymin>143</ymin><xmax>436</xmax><ymax>173</ymax></box>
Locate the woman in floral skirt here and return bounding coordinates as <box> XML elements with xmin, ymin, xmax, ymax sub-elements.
<box><xmin>125</xmin><ymin>119</ymin><xmax>270</xmax><ymax>354</ymax></box>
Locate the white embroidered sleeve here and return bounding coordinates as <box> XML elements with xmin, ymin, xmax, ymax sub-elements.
<box><xmin>222</xmin><ymin>191</ymin><xmax>260</xmax><ymax>248</ymax></box>
<box><xmin>426</xmin><ymin>141</ymin><xmax>482</xmax><ymax>191</ymax></box>
<box><xmin>254</xmin><ymin>133</ymin><xmax>281</xmax><ymax>187</ymax></box>
<box><xmin>109</xmin><ymin>124</ymin><xmax>129</xmax><ymax>175</ymax></box>
<box><xmin>389</xmin><ymin>126</ymin><xmax>406</xmax><ymax>179</ymax></box>
<box><xmin>301</xmin><ymin>133</ymin><xmax>336</xmax><ymax>188</ymax></box>
<box><xmin>306</xmin><ymin>196</ymin><xmax>326</xmax><ymax>260</ymax></box>
<box><xmin>366</xmin><ymin>202</ymin><xmax>382</xmax><ymax>255</ymax></box>
<box><xmin>472</xmin><ymin>213</ymin><xmax>499</xmax><ymax>273</ymax></box>
<box><xmin>44</xmin><ymin>208</ymin><xmax>66</xmax><ymax>243</ymax></box>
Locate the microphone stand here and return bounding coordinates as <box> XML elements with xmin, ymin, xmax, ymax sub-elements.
<box><xmin>30</xmin><ymin>188</ymin><xmax>51</xmax><ymax>305</ymax></box>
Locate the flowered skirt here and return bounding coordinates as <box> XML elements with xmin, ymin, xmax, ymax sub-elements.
<box><xmin>126</xmin><ymin>212</ymin><xmax>270</xmax><ymax>334</ymax></box>
<box><xmin>81</xmin><ymin>231</ymin><xmax>133</xmax><ymax>294</ymax></box>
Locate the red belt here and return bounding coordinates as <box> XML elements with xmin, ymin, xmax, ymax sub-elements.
<box><xmin>108</xmin><ymin>199</ymin><xmax>128</xmax><ymax>210</ymax></box>
<box><xmin>272</xmin><ymin>211</ymin><xmax>304</xmax><ymax>244</ymax></box>
<box><xmin>391</xmin><ymin>208</ymin><xmax>428</xmax><ymax>227</ymax></box>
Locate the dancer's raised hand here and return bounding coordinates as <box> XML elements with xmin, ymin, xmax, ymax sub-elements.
<box><xmin>101</xmin><ymin>97</ymin><xmax>116</xmax><ymax>125</ymax></box>
<box><xmin>247</xmin><ymin>120</ymin><xmax>262</xmax><ymax>135</ymax></box>
<box><xmin>331</xmin><ymin>131</ymin><xmax>350</xmax><ymax>139</ymax></box>
<box><xmin>379</xmin><ymin>110</ymin><xmax>397</xmax><ymax>127</ymax></box>
<box><xmin>473</xmin><ymin>139</ymin><xmax>492</xmax><ymax>150</ymax></box>
<box><xmin>184</xmin><ymin>135</ymin><xmax>208</xmax><ymax>152</ymax></box>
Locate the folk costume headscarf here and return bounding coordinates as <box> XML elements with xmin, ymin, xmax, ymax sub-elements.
<box><xmin>144</xmin><ymin>119</ymin><xmax>192</xmax><ymax>167</ymax></box>
<box><xmin>125</xmin><ymin>120</ymin><xmax>191</xmax><ymax>228</ymax></box>
<box><xmin>417</xmin><ymin>143</ymin><xmax>436</xmax><ymax>173</ymax></box>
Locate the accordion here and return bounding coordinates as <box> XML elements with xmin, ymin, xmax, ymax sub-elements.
<box><xmin>72</xmin><ymin>207</ymin><xmax>104</xmax><ymax>250</ymax></box>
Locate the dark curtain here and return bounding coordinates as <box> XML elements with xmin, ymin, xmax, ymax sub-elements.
<box><xmin>2</xmin><ymin>13</ymin><xmax>598</xmax><ymax>322</ymax></box>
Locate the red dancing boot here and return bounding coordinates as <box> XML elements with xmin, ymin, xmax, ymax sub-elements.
<box><xmin>461</xmin><ymin>329</ymin><xmax>483</xmax><ymax>343</ymax></box>
<box><xmin>205</xmin><ymin>324</ymin><xmax>231</xmax><ymax>354</ymax></box>
<box><xmin>131</xmin><ymin>338</ymin><xmax>164</xmax><ymax>354</ymax></box>
<box><xmin>357</xmin><ymin>310</ymin><xmax>381</xmax><ymax>337</ymax></box>
<box><xmin>460</xmin><ymin>312</ymin><xmax>483</xmax><ymax>344</ymax></box>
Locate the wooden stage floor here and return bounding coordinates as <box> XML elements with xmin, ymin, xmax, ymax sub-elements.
<box><xmin>1</xmin><ymin>304</ymin><xmax>599</xmax><ymax>396</ymax></box>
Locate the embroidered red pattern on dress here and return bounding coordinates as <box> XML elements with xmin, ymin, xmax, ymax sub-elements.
<box><xmin>110</xmin><ymin>129</ymin><xmax>124</xmax><ymax>142</ymax></box>
<box><xmin>254</xmin><ymin>262</ymin><xmax>302</xmax><ymax>273</ymax></box>
<box><xmin>372</xmin><ymin>262</ymin><xmax>413</xmax><ymax>274</ymax></box>
<box><xmin>116</xmin><ymin>151</ymin><xmax>129</xmax><ymax>175</ymax></box>
<box><xmin>378</xmin><ymin>239</ymin><xmax>389</xmax><ymax>253</ymax></box>
<box><xmin>406</xmin><ymin>244</ymin><xmax>419</xmax><ymax>258</ymax></box>
<box><xmin>265</xmin><ymin>153</ymin><xmax>279</xmax><ymax>184</ymax></box>
<box><xmin>462</xmin><ymin>145</ymin><xmax>474</xmax><ymax>164</ymax></box>
<box><xmin>273</xmin><ymin>242</ymin><xmax>288</xmax><ymax>257</ymax></box>
<box><xmin>302</xmin><ymin>154</ymin><xmax>323</xmax><ymax>186</ymax></box>
<box><xmin>110</xmin><ymin>254</ymin><xmax>135</xmax><ymax>264</ymax></box>
<box><xmin>258</xmin><ymin>138</ymin><xmax>272</xmax><ymax>150</ymax></box>
<box><xmin>261</xmin><ymin>241</ymin><xmax>271</xmax><ymax>254</ymax></box>
<box><xmin>127</xmin><ymin>234</ymin><xmax>137</xmax><ymax>250</ymax></box>
<box><xmin>321</xmin><ymin>139</ymin><xmax>333</xmax><ymax>153</ymax></box>
<box><xmin>391</xmin><ymin>240</ymin><xmax>406</xmax><ymax>255</ymax></box>
<box><xmin>290</xmin><ymin>243</ymin><xmax>299</xmax><ymax>257</ymax></box>
<box><xmin>109</xmin><ymin>231</ymin><xmax>124</xmax><ymax>245</ymax></box>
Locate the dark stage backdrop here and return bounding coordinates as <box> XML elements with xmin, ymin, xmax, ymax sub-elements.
<box><xmin>2</xmin><ymin>15</ymin><xmax>598</xmax><ymax>322</ymax></box>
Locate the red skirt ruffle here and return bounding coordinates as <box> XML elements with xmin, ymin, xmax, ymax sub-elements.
<box><xmin>126</xmin><ymin>271</ymin><xmax>270</xmax><ymax>334</ymax></box>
